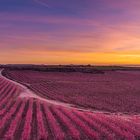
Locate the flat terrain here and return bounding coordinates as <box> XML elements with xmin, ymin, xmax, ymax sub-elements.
<box><xmin>0</xmin><ymin>69</ymin><xmax>140</xmax><ymax>139</ymax></box>
<box><xmin>4</xmin><ymin>70</ymin><xmax>140</xmax><ymax>114</ymax></box>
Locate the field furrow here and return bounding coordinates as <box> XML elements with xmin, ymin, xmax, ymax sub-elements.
<box><xmin>0</xmin><ymin>69</ymin><xmax>140</xmax><ymax>139</ymax></box>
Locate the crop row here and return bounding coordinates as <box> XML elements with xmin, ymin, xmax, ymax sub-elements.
<box><xmin>0</xmin><ymin>75</ymin><xmax>140</xmax><ymax>139</ymax></box>
<box><xmin>3</xmin><ymin>70</ymin><xmax>140</xmax><ymax>113</ymax></box>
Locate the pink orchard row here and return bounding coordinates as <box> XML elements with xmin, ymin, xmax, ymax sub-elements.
<box><xmin>1</xmin><ymin>70</ymin><xmax>140</xmax><ymax>139</ymax></box>
<box><xmin>0</xmin><ymin>99</ymin><xmax>140</xmax><ymax>139</ymax></box>
<box><xmin>4</xmin><ymin>70</ymin><xmax>140</xmax><ymax>114</ymax></box>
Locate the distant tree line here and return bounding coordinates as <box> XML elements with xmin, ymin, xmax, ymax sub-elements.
<box><xmin>0</xmin><ymin>64</ymin><xmax>140</xmax><ymax>73</ymax></box>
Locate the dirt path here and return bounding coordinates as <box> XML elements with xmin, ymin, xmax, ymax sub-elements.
<box><xmin>0</xmin><ymin>69</ymin><xmax>79</xmax><ymax>108</ymax></box>
<box><xmin>1</xmin><ymin>69</ymin><xmax>140</xmax><ymax>120</ymax></box>
<box><xmin>0</xmin><ymin>69</ymin><xmax>97</xmax><ymax>112</ymax></box>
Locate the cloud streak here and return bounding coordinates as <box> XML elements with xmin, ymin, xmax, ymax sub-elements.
<box><xmin>34</xmin><ymin>0</ymin><xmax>49</xmax><ymax>8</ymax></box>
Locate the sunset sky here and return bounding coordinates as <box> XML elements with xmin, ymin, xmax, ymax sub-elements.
<box><xmin>0</xmin><ymin>0</ymin><xmax>140</xmax><ymax>65</ymax></box>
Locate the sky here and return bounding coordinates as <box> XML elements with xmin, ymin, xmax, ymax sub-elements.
<box><xmin>0</xmin><ymin>0</ymin><xmax>140</xmax><ymax>65</ymax></box>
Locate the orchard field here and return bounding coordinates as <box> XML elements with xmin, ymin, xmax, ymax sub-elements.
<box><xmin>0</xmin><ymin>69</ymin><xmax>140</xmax><ymax>139</ymax></box>
<box><xmin>3</xmin><ymin>70</ymin><xmax>140</xmax><ymax>114</ymax></box>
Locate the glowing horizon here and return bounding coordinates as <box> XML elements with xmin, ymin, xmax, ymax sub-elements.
<box><xmin>0</xmin><ymin>0</ymin><xmax>140</xmax><ymax>65</ymax></box>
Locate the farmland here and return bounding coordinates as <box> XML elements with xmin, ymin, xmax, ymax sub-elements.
<box><xmin>0</xmin><ymin>68</ymin><xmax>140</xmax><ymax>139</ymax></box>
<box><xmin>3</xmin><ymin>69</ymin><xmax>140</xmax><ymax>114</ymax></box>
